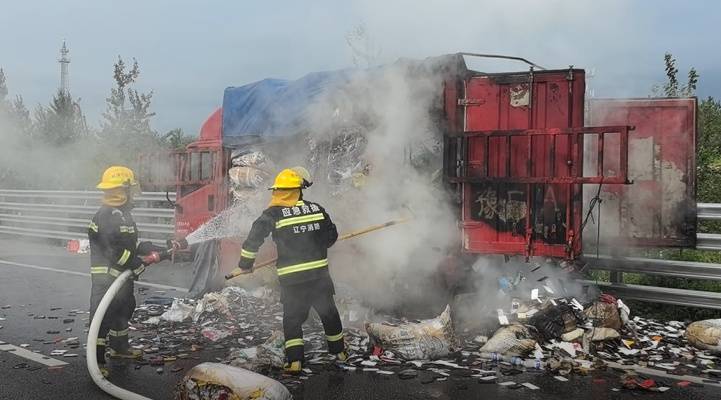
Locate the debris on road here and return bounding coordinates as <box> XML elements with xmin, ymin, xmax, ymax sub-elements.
<box><xmin>45</xmin><ymin>269</ymin><xmax>710</xmax><ymax>397</ymax></box>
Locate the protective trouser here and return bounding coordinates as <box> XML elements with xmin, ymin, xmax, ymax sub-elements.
<box><xmin>281</xmin><ymin>279</ymin><xmax>345</xmax><ymax>363</ymax></box>
<box><xmin>89</xmin><ymin>274</ymin><xmax>136</xmax><ymax>364</ymax></box>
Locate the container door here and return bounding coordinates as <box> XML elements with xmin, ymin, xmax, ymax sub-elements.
<box><xmin>587</xmin><ymin>98</ymin><xmax>697</xmax><ymax>249</ymax></box>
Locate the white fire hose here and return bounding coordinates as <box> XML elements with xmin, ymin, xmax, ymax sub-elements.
<box><xmin>86</xmin><ymin>269</ymin><xmax>152</xmax><ymax>400</ymax></box>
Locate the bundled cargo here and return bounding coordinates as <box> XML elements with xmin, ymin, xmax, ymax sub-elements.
<box><xmin>365</xmin><ymin>305</ymin><xmax>455</xmax><ymax>360</ymax></box>
<box><xmin>177</xmin><ymin>362</ymin><xmax>291</xmax><ymax>400</ymax></box>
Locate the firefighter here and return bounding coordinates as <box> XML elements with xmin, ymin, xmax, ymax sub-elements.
<box><xmin>88</xmin><ymin>166</ymin><xmax>165</xmax><ymax>375</ymax></box>
<box><xmin>237</xmin><ymin>167</ymin><xmax>347</xmax><ymax>373</ymax></box>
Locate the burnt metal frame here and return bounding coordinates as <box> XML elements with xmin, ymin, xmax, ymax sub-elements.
<box><xmin>445</xmin><ymin>125</ymin><xmax>633</xmax><ymax>185</ymax></box>
<box><xmin>444</xmin><ymin>125</ymin><xmax>633</xmax><ymax>259</ymax></box>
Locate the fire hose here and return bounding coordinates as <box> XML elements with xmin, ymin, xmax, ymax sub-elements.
<box><xmin>224</xmin><ymin>216</ymin><xmax>411</xmax><ymax>280</ymax></box>
<box><xmin>86</xmin><ymin>242</ymin><xmax>184</xmax><ymax>400</ymax></box>
<box><xmin>86</xmin><ymin>268</ymin><xmax>152</xmax><ymax>400</ymax></box>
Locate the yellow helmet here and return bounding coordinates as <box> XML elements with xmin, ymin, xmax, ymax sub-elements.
<box><xmin>269</xmin><ymin>169</ymin><xmax>303</xmax><ymax>190</ymax></box>
<box><xmin>290</xmin><ymin>166</ymin><xmax>313</xmax><ymax>188</ymax></box>
<box><xmin>96</xmin><ymin>166</ymin><xmax>140</xmax><ymax>191</ymax></box>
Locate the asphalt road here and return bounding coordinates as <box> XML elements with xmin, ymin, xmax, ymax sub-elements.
<box><xmin>1</xmin><ymin>235</ymin><xmax>721</xmax><ymax>400</ymax></box>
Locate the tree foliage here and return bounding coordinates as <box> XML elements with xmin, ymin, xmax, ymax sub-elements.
<box><xmin>0</xmin><ymin>58</ymin><xmax>185</xmax><ymax>189</ymax></box>
<box><xmin>162</xmin><ymin>128</ymin><xmax>192</xmax><ymax>150</ymax></box>
<box><xmin>33</xmin><ymin>89</ymin><xmax>88</xmax><ymax>145</ymax></box>
<box><xmin>99</xmin><ymin>56</ymin><xmax>164</xmax><ymax>166</ymax></box>
<box><xmin>652</xmin><ymin>52</ymin><xmax>699</xmax><ymax>97</ymax></box>
<box><xmin>102</xmin><ymin>56</ymin><xmax>156</xmax><ymax>138</ymax></box>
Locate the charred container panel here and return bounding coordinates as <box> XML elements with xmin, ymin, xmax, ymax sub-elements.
<box><xmin>588</xmin><ymin>98</ymin><xmax>697</xmax><ymax>248</ymax></box>
<box><xmin>451</xmin><ymin>69</ymin><xmax>586</xmax><ymax>258</ymax></box>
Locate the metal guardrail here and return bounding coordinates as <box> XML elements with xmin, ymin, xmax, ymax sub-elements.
<box><xmin>580</xmin><ymin>203</ymin><xmax>721</xmax><ymax>309</ymax></box>
<box><xmin>578</xmin><ymin>279</ymin><xmax>721</xmax><ymax>309</ymax></box>
<box><xmin>697</xmin><ymin>203</ymin><xmax>721</xmax><ymax>220</ymax></box>
<box><xmin>0</xmin><ymin>190</ymin><xmax>175</xmax><ymax>246</ymax></box>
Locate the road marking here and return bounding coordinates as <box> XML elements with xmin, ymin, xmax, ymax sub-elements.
<box><xmin>0</xmin><ymin>259</ymin><xmax>188</xmax><ymax>293</ymax></box>
<box><xmin>0</xmin><ymin>343</ymin><xmax>69</xmax><ymax>367</ymax></box>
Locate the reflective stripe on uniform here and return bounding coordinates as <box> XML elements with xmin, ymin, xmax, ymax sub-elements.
<box><xmin>133</xmin><ymin>265</ymin><xmax>145</xmax><ymax>275</ymax></box>
<box><xmin>117</xmin><ymin>249</ymin><xmax>131</xmax><ymax>266</ymax></box>
<box><xmin>284</xmin><ymin>338</ymin><xmax>304</xmax><ymax>349</ymax></box>
<box><xmin>108</xmin><ymin>329</ymin><xmax>129</xmax><ymax>337</ymax></box>
<box><xmin>275</xmin><ymin>213</ymin><xmax>324</xmax><ymax>229</ymax></box>
<box><xmin>91</xmin><ymin>266</ymin><xmax>109</xmax><ymax>274</ymax></box>
<box><xmin>276</xmin><ymin>258</ymin><xmax>328</xmax><ymax>276</ymax></box>
<box><xmin>119</xmin><ymin>225</ymin><xmax>136</xmax><ymax>233</ymax></box>
<box><xmin>326</xmin><ymin>332</ymin><xmax>344</xmax><ymax>342</ymax></box>
<box><xmin>240</xmin><ymin>249</ymin><xmax>257</xmax><ymax>259</ymax></box>
<box><xmin>91</xmin><ymin>266</ymin><xmax>123</xmax><ymax>277</ymax></box>
<box><xmin>89</xmin><ymin>222</ymin><xmax>98</xmax><ymax>232</ymax></box>
<box><xmin>295</xmin><ymin>201</ymin><xmax>304</xmax><ymax>206</ymax></box>
<box><xmin>96</xmin><ymin>338</ymin><xmax>107</xmax><ymax>346</ymax></box>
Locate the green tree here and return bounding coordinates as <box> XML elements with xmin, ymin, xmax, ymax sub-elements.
<box><xmin>162</xmin><ymin>128</ymin><xmax>192</xmax><ymax>150</ymax></box>
<box><xmin>10</xmin><ymin>95</ymin><xmax>32</xmax><ymax>136</ymax></box>
<box><xmin>652</xmin><ymin>52</ymin><xmax>699</xmax><ymax>97</ymax></box>
<box><xmin>100</xmin><ymin>56</ymin><xmax>161</xmax><ymax>165</ymax></box>
<box><xmin>0</xmin><ymin>68</ymin><xmax>8</xmax><ymax>103</ymax></box>
<box><xmin>697</xmin><ymin>97</ymin><xmax>721</xmax><ymax>203</ymax></box>
<box><xmin>102</xmin><ymin>57</ymin><xmax>156</xmax><ymax>137</ymax></box>
<box><xmin>33</xmin><ymin>89</ymin><xmax>88</xmax><ymax>145</ymax></box>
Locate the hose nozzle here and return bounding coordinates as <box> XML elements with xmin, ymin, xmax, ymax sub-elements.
<box><xmin>167</xmin><ymin>238</ymin><xmax>188</xmax><ymax>251</ymax></box>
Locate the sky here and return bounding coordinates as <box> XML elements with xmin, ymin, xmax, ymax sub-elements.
<box><xmin>0</xmin><ymin>0</ymin><xmax>719</xmax><ymax>136</ymax></box>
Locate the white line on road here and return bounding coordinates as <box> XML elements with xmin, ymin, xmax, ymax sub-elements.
<box><xmin>0</xmin><ymin>259</ymin><xmax>188</xmax><ymax>293</ymax></box>
<box><xmin>0</xmin><ymin>343</ymin><xmax>69</xmax><ymax>367</ymax></box>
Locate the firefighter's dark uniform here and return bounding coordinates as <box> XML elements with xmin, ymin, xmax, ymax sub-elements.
<box><xmin>88</xmin><ymin>204</ymin><xmax>146</xmax><ymax>363</ymax></box>
<box><xmin>238</xmin><ymin>199</ymin><xmax>345</xmax><ymax>363</ymax></box>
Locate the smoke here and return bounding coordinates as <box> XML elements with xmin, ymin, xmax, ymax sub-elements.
<box><xmin>0</xmin><ymin>111</ymin><xmax>94</xmax><ymax>189</ymax></box>
<box><xmin>282</xmin><ymin>58</ymin><xmax>456</xmax><ymax>315</ymax></box>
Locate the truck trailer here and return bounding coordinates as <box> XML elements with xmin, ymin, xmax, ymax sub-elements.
<box><xmin>144</xmin><ymin>53</ymin><xmax>697</xmax><ymax>281</ymax></box>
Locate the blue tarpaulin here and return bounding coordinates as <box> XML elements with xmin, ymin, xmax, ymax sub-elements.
<box><xmin>221</xmin><ymin>70</ymin><xmax>354</xmax><ymax>145</ymax></box>
<box><xmin>221</xmin><ymin>55</ymin><xmax>464</xmax><ymax>146</ymax></box>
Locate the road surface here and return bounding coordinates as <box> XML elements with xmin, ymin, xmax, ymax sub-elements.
<box><xmin>1</xmin><ymin>235</ymin><xmax>720</xmax><ymax>400</ymax></box>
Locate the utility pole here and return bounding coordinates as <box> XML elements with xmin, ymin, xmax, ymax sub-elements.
<box><xmin>59</xmin><ymin>40</ymin><xmax>70</xmax><ymax>93</ymax></box>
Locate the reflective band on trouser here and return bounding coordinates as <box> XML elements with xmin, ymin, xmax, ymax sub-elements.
<box><xmin>109</xmin><ymin>329</ymin><xmax>129</xmax><ymax>337</ymax></box>
<box><xmin>133</xmin><ymin>265</ymin><xmax>145</xmax><ymax>275</ymax></box>
<box><xmin>326</xmin><ymin>332</ymin><xmax>344</xmax><ymax>342</ymax></box>
<box><xmin>89</xmin><ymin>222</ymin><xmax>98</xmax><ymax>232</ymax></box>
<box><xmin>117</xmin><ymin>249</ymin><xmax>131</xmax><ymax>266</ymax></box>
<box><xmin>284</xmin><ymin>338</ymin><xmax>304</xmax><ymax>349</ymax></box>
<box><xmin>276</xmin><ymin>259</ymin><xmax>328</xmax><ymax>276</ymax></box>
<box><xmin>240</xmin><ymin>249</ymin><xmax>257</xmax><ymax>259</ymax></box>
<box><xmin>96</xmin><ymin>338</ymin><xmax>107</xmax><ymax>346</ymax></box>
<box><xmin>275</xmin><ymin>213</ymin><xmax>325</xmax><ymax>229</ymax></box>
<box><xmin>109</xmin><ymin>268</ymin><xmax>122</xmax><ymax>277</ymax></box>
<box><xmin>91</xmin><ymin>266</ymin><xmax>109</xmax><ymax>274</ymax></box>
<box><xmin>119</xmin><ymin>226</ymin><xmax>136</xmax><ymax>233</ymax></box>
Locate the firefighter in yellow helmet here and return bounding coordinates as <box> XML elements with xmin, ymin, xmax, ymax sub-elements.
<box><xmin>88</xmin><ymin>166</ymin><xmax>166</xmax><ymax>375</ymax></box>
<box><xmin>237</xmin><ymin>167</ymin><xmax>347</xmax><ymax>373</ymax></box>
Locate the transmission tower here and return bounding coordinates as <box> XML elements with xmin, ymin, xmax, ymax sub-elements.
<box><xmin>59</xmin><ymin>40</ymin><xmax>70</xmax><ymax>93</ymax></box>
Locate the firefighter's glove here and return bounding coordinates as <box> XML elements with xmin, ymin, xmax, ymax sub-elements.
<box><xmin>140</xmin><ymin>251</ymin><xmax>161</xmax><ymax>266</ymax></box>
<box><xmin>236</xmin><ymin>260</ymin><xmax>254</xmax><ymax>275</ymax></box>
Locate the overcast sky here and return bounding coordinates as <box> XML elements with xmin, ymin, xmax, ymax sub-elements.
<box><xmin>1</xmin><ymin>1</ymin><xmax>719</xmax><ymax>135</ymax></box>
